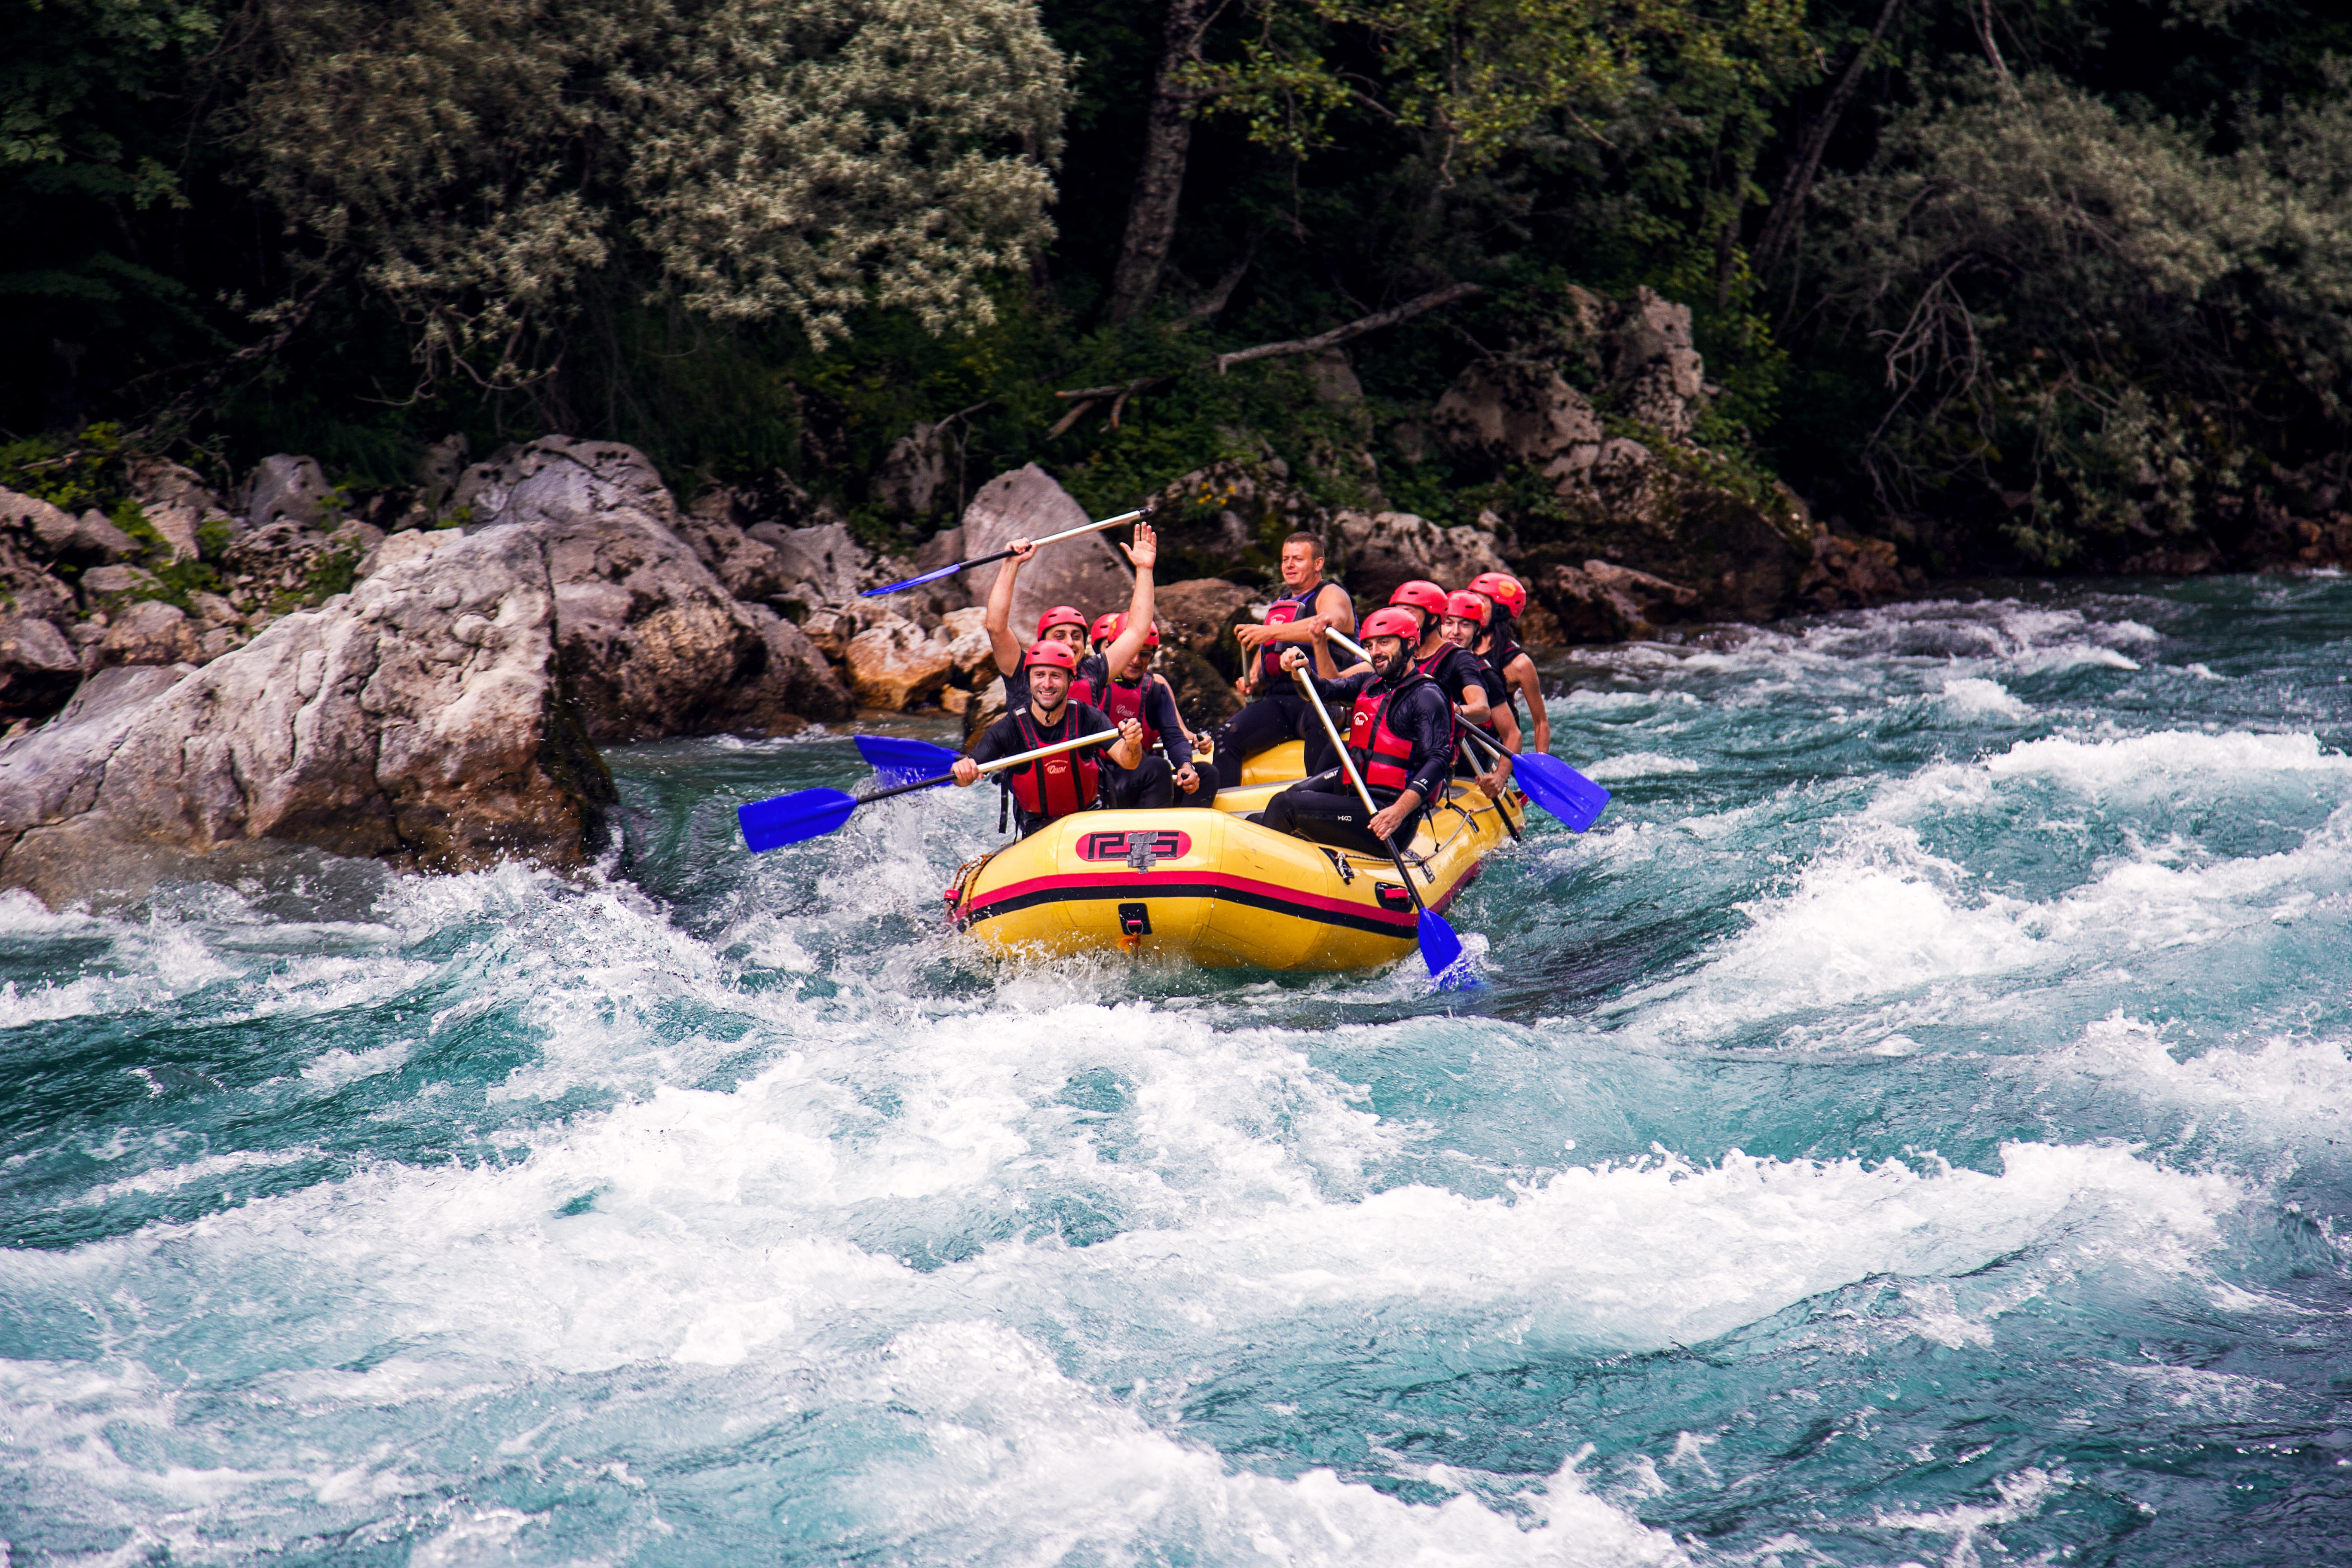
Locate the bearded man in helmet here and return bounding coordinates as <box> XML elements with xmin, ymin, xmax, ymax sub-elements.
<box><xmin>1250</xmin><ymin>606</ymin><xmax>1455</xmax><ymax>857</ymax></box>
<box><xmin>954</xmin><ymin>640</ymin><xmax>1146</xmax><ymax>836</ymax></box>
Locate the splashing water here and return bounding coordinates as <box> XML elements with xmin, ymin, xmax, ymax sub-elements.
<box><xmin>5</xmin><ymin>576</ymin><xmax>2351</xmax><ymax>1565</ymax></box>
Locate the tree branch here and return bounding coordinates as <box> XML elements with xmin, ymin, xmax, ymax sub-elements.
<box><xmin>1210</xmin><ymin>282</ymin><xmax>1484</xmax><ymax>374</ymax></box>
<box><xmin>1045</xmin><ymin>284</ymin><xmax>1484</xmax><ymax>433</ymax></box>
<box><xmin>1753</xmin><ymin>0</ymin><xmax>1904</xmax><ymax>276</ymax></box>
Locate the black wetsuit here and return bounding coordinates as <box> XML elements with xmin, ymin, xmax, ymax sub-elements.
<box><xmin>1100</xmin><ymin>674</ymin><xmax>1223</xmax><ymax>808</ymax></box>
<box><xmin>1254</xmin><ymin>668</ymin><xmax>1454</xmax><ymax>857</ymax></box>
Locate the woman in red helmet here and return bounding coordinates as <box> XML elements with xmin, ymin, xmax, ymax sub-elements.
<box><xmin>952</xmin><ymin>640</ymin><xmax>1145</xmax><ymax>836</ymax></box>
<box><xmin>982</xmin><ymin>518</ymin><xmax>1160</xmax><ymax>714</ymax></box>
<box><xmin>1464</xmin><ymin>571</ymin><xmax>1548</xmax><ymax>755</ymax></box>
<box><xmin>1250</xmin><ymin>607</ymin><xmax>1455</xmax><ymax>857</ymax></box>
<box><xmin>1095</xmin><ymin>613</ymin><xmax>1221</xmax><ymax>807</ymax></box>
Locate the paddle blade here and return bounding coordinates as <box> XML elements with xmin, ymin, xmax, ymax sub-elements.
<box><xmin>861</xmin><ymin>562</ymin><xmax>965</xmax><ymax>597</ymax></box>
<box><xmin>855</xmin><ymin>733</ymin><xmax>963</xmax><ymax>785</ymax></box>
<box><xmin>1416</xmin><ymin>909</ymin><xmax>1478</xmax><ymax>989</ymax></box>
<box><xmin>738</xmin><ymin>788</ymin><xmax>858</xmax><ymax>852</ymax></box>
<box><xmin>1515</xmin><ymin>752</ymin><xmax>1612</xmax><ymax>832</ymax></box>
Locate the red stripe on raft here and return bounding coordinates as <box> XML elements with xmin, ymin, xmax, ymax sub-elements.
<box><xmin>963</xmin><ymin>864</ymin><xmax>1476</xmax><ymax>932</ymax></box>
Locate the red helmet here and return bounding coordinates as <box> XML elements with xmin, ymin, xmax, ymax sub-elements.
<box><xmin>1035</xmin><ymin>605</ymin><xmax>1089</xmax><ymax>640</ymax></box>
<box><xmin>1443</xmin><ymin>589</ymin><xmax>1490</xmax><ymax>625</ymax></box>
<box><xmin>1111</xmin><ymin>612</ymin><xmax>1160</xmax><ymax>647</ymax></box>
<box><xmin>1359</xmin><ymin>606</ymin><xmax>1424</xmax><ymax>645</ymax></box>
<box><xmin>1089</xmin><ymin>611</ymin><xmax>1121</xmax><ymax>646</ymax></box>
<box><xmin>1466</xmin><ymin>571</ymin><xmax>1527</xmax><ymax>619</ymax></box>
<box><xmin>1023</xmin><ymin>640</ymin><xmax>1079</xmax><ymax>672</ymax></box>
<box><xmin>1388</xmin><ymin>579</ymin><xmax>1449</xmax><ymax>619</ymax></box>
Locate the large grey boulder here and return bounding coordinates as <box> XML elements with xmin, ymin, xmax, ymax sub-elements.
<box><xmin>1334</xmin><ymin>510</ymin><xmax>1510</xmax><ymax>603</ymax></box>
<box><xmin>873</xmin><ymin>423</ymin><xmax>949</xmax><ymax>517</ymax></box>
<box><xmin>96</xmin><ymin>600</ymin><xmax>201</xmax><ymax>668</ymax></box>
<box><xmin>456</xmin><ymin>436</ymin><xmax>842</xmax><ymax>737</ymax></box>
<box><xmin>1433</xmin><ymin>361</ymin><xmax>1605</xmax><ymax>484</ymax></box>
<box><xmin>0</xmin><ymin>527</ymin><xmax>614</xmax><ymax>906</ymax></box>
<box><xmin>734</xmin><ymin>603</ymin><xmax>853</xmax><ymax>723</ymax></box>
<box><xmin>957</xmin><ymin>465</ymin><xmax>1132</xmax><ymax>637</ymax></box>
<box><xmin>1152</xmin><ymin>578</ymin><xmax>1256</xmax><ymax>677</ymax></box>
<box><xmin>0</xmin><ymin>486</ymin><xmax>135</xmax><ymax>564</ymax></box>
<box><xmin>1605</xmin><ymin>287</ymin><xmax>1709</xmax><ymax>443</ymax></box>
<box><xmin>0</xmin><ymin>615</ymin><xmax>82</xmax><ymax>720</ymax></box>
<box><xmin>127</xmin><ymin>456</ymin><xmax>234</xmax><ymax>560</ymax></box>
<box><xmin>753</xmin><ymin>520</ymin><xmax>886</xmax><ymax>605</ymax></box>
<box><xmin>243</xmin><ymin>454</ymin><xmax>336</xmax><ymax>530</ymax></box>
<box><xmin>676</xmin><ymin>494</ymin><xmax>792</xmax><ymax>603</ymax></box>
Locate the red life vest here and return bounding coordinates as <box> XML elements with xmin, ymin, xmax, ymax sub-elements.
<box><xmin>1259</xmin><ymin>580</ymin><xmax>1325</xmax><ymax>681</ymax></box>
<box><xmin>1069</xmin><ymin>653</ymin><xmax>1105</xmax><ymax>710</ymax></box>
<box><xmin>1348</xmin><ymin>673</ymin><xmax>1433</xmax><ymax>794</ymax></box>
<box><xmin>1004</xmin><ymin>707</ymin><xmax>1101</xmax><ymax>821</ymax></box>
<box><xmin>1099</xmin><ymin>678</ymin><xmax>1159</xmax><ymax>750</ymax></box>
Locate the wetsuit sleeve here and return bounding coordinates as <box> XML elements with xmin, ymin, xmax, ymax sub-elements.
<box><xmin>1303</xmin><ymin>669</ymin><xmax>1373</xmax><ymax>707</ymax></box>
<box><xmin>1457</xmin><ymin>648</ymin><xmax>1506</xmax><ymax>705</ymax></box>
<box><xmin>969</xmin><ymin>714</ymin><xmax>1024</xmax><ymax>766</ymax></box>
<box><xmin>1400</xmin><ymin>685</ymin><xmax>1455</xmax><ymax>802</ymax></box>
<box><xmin>1144</xmin><ymin>679</ymin><xmax>1188</xmax><ymax>747</ymax></box>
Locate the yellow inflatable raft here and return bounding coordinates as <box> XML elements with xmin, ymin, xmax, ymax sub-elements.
<box><xmin>945</xmin><ymin>741</ymin><xmax>1525</xmax><ymax>971</ymax></box>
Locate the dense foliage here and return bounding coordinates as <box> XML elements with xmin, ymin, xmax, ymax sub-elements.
<box><xmin>6</xmin><ymin>0</ymin><xmax>2351</xmax><ymax>572</ymax></box>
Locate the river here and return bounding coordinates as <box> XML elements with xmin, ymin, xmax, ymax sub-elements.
<box><xmin>4</xmin><ymin>574</ymin><xmax>2350</xmax><ymax>1565</ymax></box>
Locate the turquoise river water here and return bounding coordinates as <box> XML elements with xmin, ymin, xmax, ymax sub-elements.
<box><xmin>5</xmin><ymin>575</ymin><xmax>2352</xmax><ymax>1565</ymax></box>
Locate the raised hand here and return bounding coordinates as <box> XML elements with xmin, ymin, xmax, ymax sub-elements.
<box><xmin>1117</xmin><ymin>520</ymin><xmax>1159</xmax><ymax>572</ymax></box>
<box><xmin>1008</xmin><ymin>538</ymin><xmax>1038</xmax><ymax>565</ymax></box>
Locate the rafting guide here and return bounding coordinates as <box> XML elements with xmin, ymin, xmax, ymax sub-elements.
<box><xmin>1213</xmin><ymin>532</ymin><xmax>1358</xmax><ymax>776</ymax></box>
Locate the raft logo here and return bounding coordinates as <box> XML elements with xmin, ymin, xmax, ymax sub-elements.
<box><xmin>1077</xmin><ymin>829</ymin><xmax>1191</xmax><ymax>863</ymax></box>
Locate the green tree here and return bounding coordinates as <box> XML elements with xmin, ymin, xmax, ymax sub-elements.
<box><xmin>227</xmin><ymin>0</ymin><xmax>1070</xmax><ymax>387</ymax></box>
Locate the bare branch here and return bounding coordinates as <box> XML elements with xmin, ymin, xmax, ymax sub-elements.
<box><xmin>1210</xmin><ymin>282</ymin><xmax>1483</xmax><ymax>374</ymax></box>
<box><xmin>1044</xmin><ymin>283</ymin><xmax>1485</xmax><ymax>433</ymax></box>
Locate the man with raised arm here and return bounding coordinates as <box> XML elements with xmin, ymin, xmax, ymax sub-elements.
<box><xmin>983</xmin><ymin>519</ymin><xmax>1159</xmax><ymax>713</ymax></box>
<box><xmin>1213</xmin><ymin>532</ymin><xmax>1357</xmax><ymax>772</ymax></box>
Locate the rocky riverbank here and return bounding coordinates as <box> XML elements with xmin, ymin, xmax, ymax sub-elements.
<box><xmin>0</xmin><ymin>298</ymin><xmax>1917</xmax><ymax>904</ymax></box>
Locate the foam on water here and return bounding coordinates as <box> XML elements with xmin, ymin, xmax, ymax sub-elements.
<box><xmin>6</xmin><ymin>579</ymin><xmax>2352</xmax><ymax>1564</ymax></box>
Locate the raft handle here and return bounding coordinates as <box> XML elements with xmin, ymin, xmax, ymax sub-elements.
<box><xmin>1118</xmin><ymin>903</ymin><xmax>1152</xmax><ymax>937</ymax></box>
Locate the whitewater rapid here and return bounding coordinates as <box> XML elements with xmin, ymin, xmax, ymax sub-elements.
<box><xmin>4</xmin><ymin>576</ymin><xmax>2349</xmax><ymax>1564</ymax></box>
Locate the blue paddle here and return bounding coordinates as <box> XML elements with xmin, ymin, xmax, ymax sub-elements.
<box><xmin>862</xmin><ymin>508</ymin><xmax>1145</xmax><ymax>597</ymax></box>
<box><xmin>854</xmin><ymin>732</ymin><xmax>964</xmax><ymax>785</ymax></box>
<box><xmin>741</xmin><ymin>729</ymin><xmax>1118</xmax><ymax>852</ymax></box>
<box><xmin>1326</xmin><ymin>628</ymin><xmax>1610</xmax><ymax>831</ymax></box>
<box><xmin>1466</xmin><ymin>726</ymin><xmax>1611</xmax><ymax>831</ymax></box>
<box><xmin>1291</xmin><ymin>665</ymin><xmax>1475</xmax><ymax>990</ymax></box>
